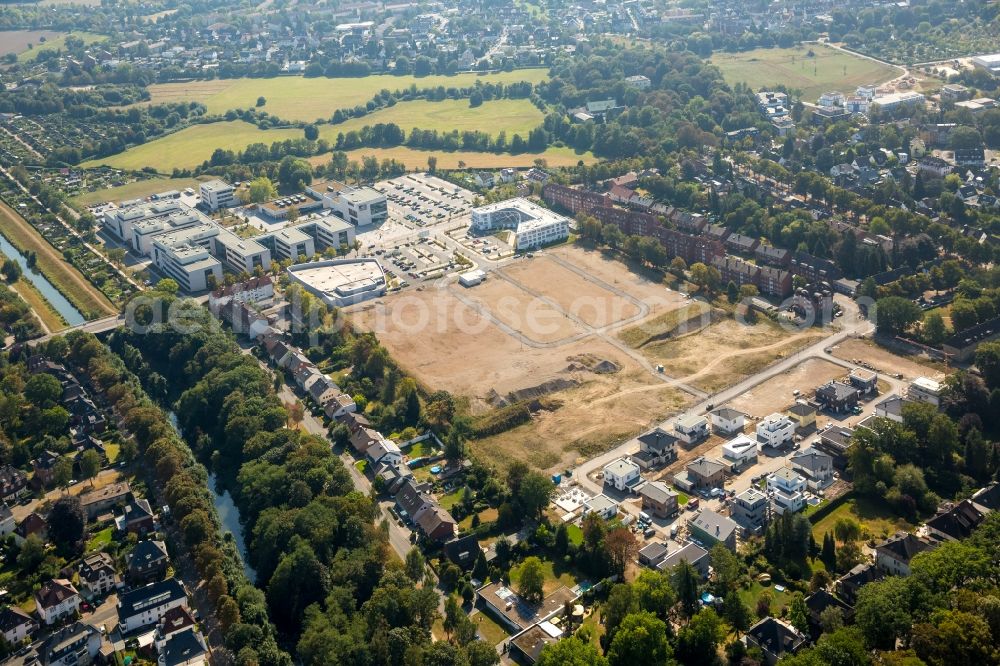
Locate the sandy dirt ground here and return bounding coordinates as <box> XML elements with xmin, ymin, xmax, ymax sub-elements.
<box><xmin>548</xmin><ymin>245</ymin><xmax>685</xmax><ymax>306</ymax></box>
<box><xmin>462</xmin><ymin>277</ymin><xmax>586</xmax><ymax>343</ymax></box>
<box><xmin>729</xmin><ymin>358</ymin><xmax>847</xmax><ymax>418</ymax></box>
<box><xmin>829</xmin><ymin>338</ymin><xmax>948</xmax><ymax>382</ymax></box>
<box><xmin>501</xmin><ymin>256</ymin><xmax>642</xmax><ymax>328</ymax></box>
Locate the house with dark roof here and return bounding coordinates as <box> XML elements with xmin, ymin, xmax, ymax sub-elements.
<box><xmin>971</xmin><ymin>483</ymin><xmax>1000</xmax><ymax>512</ymax></box>
<box><xmin>688</xmin><ymin>509</ymin><xmax>739</xmax><ymax>551</ymax></box>
<box><xmin>657</xmin><ymin>542</ymin><xmax>710</xmax><ymax>577</ymax></box>
<box><xmin>118</xmin><ymin>578</ymin><xmax>188</xmax><ymax>633</ymax></box>
<box><xmin>415</xmin><ymin>504</ymin><xmax>457</xmax><ymax>542</ymax></box>
<box><xmin>0</xmin><ymin>465</ymin><xmax>28</xmax><ymax>502</ymax></box>
<box><xmin>924</xmin><ymin>499</ymin><xmax>988</xmax><ymax>542</ymax></box>
<box><xmin>14</xmin><ymin>512</ymin><xmax>48</xmax><ymax>546</ymax></box>
<box><xmin>638</xmin><ymin>542</ymin><xmax>669</xmax><ymax>568</ymax></box>
<box><xmin>38</xmin><ymin>621</ymin><xmax>101</xmax><ymax>666</ymax></box>
<box><xmin>816</xmin><ymin>425</ymin><xmax>855</xmax><ymax>469</ymax></box>
<box><xmin>709</xmin><ymin>407</ymin><xmax>745</xmax><ymax>435</ymax></box>
<box><xmin>943</xmin><ymin>315</ymin><xmax>1000</xmax><ymax>361</ymax></box>
<box><xmin>153</xmin><ymin>605</ymin><xmax>196</xmax><ymax>649</ymax></box>
<box><xmin>790</xmin><ymin>448</ymin><xmax>834</xmax><ymax>490</ymax></box>
<box><xmin>78</xmin><ymin>551</ymin><xmax>119</xmax><ymax>598</ymax></box>
<box><xmin>804</xmin><ymin>589</ymin><xmax>854</xmax><ymax>637</ymax></box>
<box><xmin>159</xmin><ymin>627</ymin><xmax>208</xmax><ymax>666</ymax></box>
<box><xmin>395</xmin><ymin>479</ymin><xmax>434</xmax><ymax>524</ymax></box>
<box><xmin>630</xmin><ymin>428</ymin><xmax>678</xmax><ymax>470</ymax></box>
<box><xmin>117</xmin><ymin>498</ymin><xmax>155</xmax><ymax>535</ymax></box>
<box><xmin>755</xmin><ymin>244</ymin><xmax>791</xmax><ymax>267</ymax></box>
<box><xmin>639</xmin><ymin>481</ymin><xmax>679</xmax><ymax>519</ymax></box>
<box><xmin>875</xmin><ymin>532</ymin><xmax>935</xmax><ymax>576</ymax></box>
<box><xmin>815</xmin><ymin>380</ymin><xmax>860</xmax><ymax>413</ymax></box>
<box><xmin>35</xmin><ymin>579</ymin><xmax>80</xmax><ymax>625</ymax></box>
<box><xmin>32</xmin><ymin>451</ymin><xmax>61</xmax><ymax>489</ymax></box>
<box><xmin>685</xmin><ymin>456</ymin><xmax>725</xmax><ymax>490</ymax></box>
<box><xmin>129</xmin><ymin>540</ymin><xmax>170</xmax><ymax>584</ymax></box>
<box><xmin>874</xmin><ymin>394</ymin><xmax>916</xmax><ymax>423</ymax></box>
<box><xmin>0</xmin><ymin>605</ymin><xmax>38</xmax><ymax>645</ymax></box>
<box><xmin>744</xmin><ymin>617</ymin><xmax>807</xmax><ymax>665</ymax></box>
<box><xmin>836</xmin><ymin>562</ymin><xmax>884</xmax><ymax>605</ymax></box>
<box><xmin>443</xmin><ymin>534</ymin><xmax>481</xmax><ymax>569</ymax></box>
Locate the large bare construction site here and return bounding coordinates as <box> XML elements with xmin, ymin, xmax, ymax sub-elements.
<box><xmin>346</xmin><ymin>245</ymin><xmax>811</xmax><ymax>470</ymax></box>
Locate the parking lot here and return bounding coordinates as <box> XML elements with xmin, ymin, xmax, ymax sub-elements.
<box><xmin>374</xmin><ymin>172</ymin><xmax>476</xmax><ymax>231</ymax></box>
<box><xmin>447</xmin><ymin>226</ymin><xmax>517</xmax><ymax>260</ymax></box>
<box><xmin>377</xmin><ymin>236</ymin><xmax>464</xmax><ymax>286</ymax></box>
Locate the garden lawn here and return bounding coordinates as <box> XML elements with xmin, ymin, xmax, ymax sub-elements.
<box><xmin>565</xmin><ymin>523</ymin><xmax>584</xmax><ymax>546</ymax></box>
<box><xmin>458</xmin><ymin>507</ymin><xmax>498</xmax><ymax>531</ymax></box>
<box><xmin>318</xmin><ymin>98</ymin><xmax>544</xmax><ymax>140</ymax></box>
<box><xmin>508</xmin><ymin>557</ymin><xmax>577</xmax><ymax>596</ymax></box>
<box><xmin>677</xmin><ymin>492</ymin><xmax>689</xmax><ymax>506</ymax></box>
<box><xmin>143</xmin><ymin>69</ymin><xmax>550</xmax><ymax>122</ymax></box>
<box><xmin>472</xmin><ymin>611</ymin><xmax>510</xmax><ymax>646</ymax></box>
<box><xmin>710</xmin><ymin>44</ymin><xmax>901</xmax><ymax>102</ymax></box>
<box><xmin>81</xmin><ymin>121</ymin><xmax>302</xmax><ymax>172</ymax></box>
<box><xmin>405</xmin><ymin>440</ymin><xmax>438</xmax><ymax>458</ymax></box>
<box><xmin>439</xmin><ymin>490</ymin><xmax>463</xmax><ymax>511</ymax></box>
<box><xmin>354</xmin><ymin>460</ymin><xmax>369</xmax><ymax>474</ymax></box>
<box><xmin>810</xmin><ymin>494</ymin><xmax>916</xmax><ymax>543</ymax></box>
<box><xmin>738</xmin><ymin>581</ymin><xmax>791</xmax><ymax>616</ymax></box>
<box><xmin>87</xmin><ymin>527</ymin><xmax>114</xmax><ymax>552</ymax></box>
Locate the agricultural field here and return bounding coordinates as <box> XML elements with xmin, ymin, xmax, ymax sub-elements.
<box><xmin>142</xmin><ymin>69</ymin><xmax>550</xmax><ymax>122</ymax></box>
<box><xmin>80</xmin><ymin>120</ymin><xmax>303</xmax><ymax>172</ymax></box>
<box><xmin>14</xmin><ymin>31</ymin><xmax>106</xmax><ymax>62</ymax></box>
<box><xmin>709</xmin><ymin>44</ymin><xmax>901</xmax><ymax>102</ymax></box>
<box><xmin>318</xmin><ymin>98</ymin><xmax>544</xmax><ymax>140</ymax></box>
<box><xmin>307</xmin><ymin>144</ymin><xmax>596</xmax><ymax>170</ymax></box>
<box><xmin>0</xmin><ymin>201</ymin><xmax>116</xmax><ymax>317</ymax></box>
<box><xmin>72</xmin><ymin>175</ymin><xmax>214</xmax><ymax>207</ymax></box>
<box><xmin>345</xmin><ymin>245</ymin><xmax>694</xmax><ymax>471</ymax></box>
<box><xmin>0</xmin><ymin>30</ymin><xmax>65</xmax><ymax>57</ymax></box>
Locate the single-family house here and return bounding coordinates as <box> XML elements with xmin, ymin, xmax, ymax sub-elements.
<box><xmin>816</xmin><ymin>425</ymin><xmax>855</xmax><ymax>468</ymax></box>
<box><xmin>732</xmin><ymin>487</ymin><xmax>769</xmax><ymax>533</ymax></box>
<box><xmin>602</xmin><ymin>457</ymin><xmax>642</xmax><ymax>492</ymax></box>
<box><xmin>721</xmin><ymin>434</ymin><xmax>758</xmax><ymax>472</ymax></box>
<box><xmin>804</xmin><ymin>590</ymin><xmax>854</xmax><ymax>639</ymax></box>
<box><xmin>790</xmin><ymin>448</ymin><xmax>834</xmax><ymax>491</ymax></box>
<box><xmin>875</xmin><ymin>394</ymin><xmax>915</xmax><ymax>423</ymax></box>
<box><xmin>639</xmin><ymin>481</ymin><xmax>679</xmax><ymax>519</ymax></box>
<box><xmin>293</xmin><ymin>364</ymin><xmax>322</xmax><ymax>392</ymax></box>
<box><xmin>415</xmin><ymin>505</ymin><xmax>457</xmax><ymax>542</ymax></box>
<box><xmin>709</xmin><ymin>407</ymin><xmax>745</xmax><ymax>435</ymax></box>
<box><xmin>688</xmin><ymin>509</ymin><xmax>739</xmax><ymax>551</ymax></box>
<box><xmin>767</xmin><ymin>466</ymin><xmax>807</xmax><ymax>515</ymax></box>
<box><xmin>117</xmin><ymin>498</ymin><xmax>155</xmax><ymax>535</ymax></box>
<box><xmin>674</xmin><ymin>414</ymin><xmax>709</xmax><ymax>445</ymax></box>
<box><xmin>350</xmin><ymin>427</ymin><xmax>383</xmax><ymax>454</ymax></box>
<box><xmin>78</xmin><ymin>552</ymin><xmax>119</xmax><ymax>598</ymax></box>
<box><xmin>35</xmin><ymin>579</ymin><xmax>81</xmax><ymax>625</ymax></box>
<box><xmin>849</xmin><ymin>368</ymin><xmax>879</xmax><ymax>395</ymax></box>
<box><xmin>875</xmin><ymin>532</ymin><xmax>935</xmax><ymax>577</ymax></box>
<box><xmin>159</xmin><ymin>627</ymin><xmax>209</xmax><ymax>666</ymax></box>
<box><xmin>128</xmin><ymin>539</ymin><xmax>170</xmax><ymax>584</ymax></box>
<box><xmin>15</xmin><ymin>512</ymin><xmax>48</xmax><ymax>545</ymax></box>
<box><xmin>0</xmin><ymin>465</ymin><xmax>28</xmax><ymax>502</ymax></box>
<box><xmin>476</xmin><ymin>582</ymin><xmax>578</xmax><ymax>634</ymax></box>
<box><xmin>395</xmin><ymin>479</ymin><xmax>434</xmax><ymax>524</ymax></box>
<box><xmin>80</xmin><ymin>481</ymin><xmax>132</xmax><ymax>520</ymax></box>
<box><xmin>815</xmin><ymin>381</ymin><xmax>860</xmax><ymax>413</ymax></box>
<box><xmin>756</xmin><ymin>413</ymin><xmax>796</xmax><ymax>448</ymax></box>
<box><xmin>908</xmin><ymin>377</ymin><xmax>943</xmax><ymax>406</ymax></box>
<box><xmin>0</xmin><ymin>606</ymin><xmax>38</xmax><ymax>645</ymax></box>
<box><xmin>787</xmin><ymin>402</ymin><xmax>817</xmax><ymax>431</ymax></box>
<box><xmin>582</xmin><ymin>494</ymin><xmax>618</xmax><ymax>520</ymax></box>
<box><xmin>366</xmin><ymin>439</ymin><xmax>403</xmax><ymax>467</ymax></box>
<box><xmin>324</xmin><ymin>392</ymin><xmax>357</xmax><ymax>420</ymax></box>
<box><xmin>744</xmin><ymin>617</ymin><xmax>807</xmax><ymax>665</ymax></box>
<box><xmin>118</xmin><ymin>578</ymin><xmax>188</xmax><ymax>633</ymax></box>
<box><xmin>685</xmin><ymin>456</ymin><xmax>725</xmax><ymax>490</ymax></box>
<box><xmin>443</xmin><ymin>534</ymin><xmax>482</xmax><ymax>569</ymax></box>
<box><xmin>308</xmin><ymin>376</ymin><xmax>341</xmax><ymax>406</ymax></box>
<box><xmin>153</xmin><ymin>606</ymin><xmax>197</xmax><ymax>652</ymax></box>
<box><xmin>631</xmin><ymin>428</ymin><xmax>678</xmax><ymax>470</ymax></box>
<box><xmin>924</xmin><ymin>499</ymin><xmax>988</xmax><ymax>541</ymax></box>
<box><xmin>657</xmin><ymin>543</ymin><xmax>710</xmax><ymax>577</ymax></box>
<box><xmin>638</xmin><ymin>542</ymin><xmax>669</xmax><ymax>568</ymax></box>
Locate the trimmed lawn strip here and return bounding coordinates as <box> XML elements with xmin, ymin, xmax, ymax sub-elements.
<box><xmin>0</xmin><ymin>201</ymin><xmax>116</xmax><ymax>317</ymax></box>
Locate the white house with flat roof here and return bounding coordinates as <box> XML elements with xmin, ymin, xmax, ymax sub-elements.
<box><xmin>582</xmin><ymin>494</ymin><xmax>618</xmax><ymax>520</ymax></box>
<box><xmin>603</xmin><ymin>457</ymin><xmax>641</xmax><ymax>492</ymax></box>
<box><xmin>756</xmin><ymin>413</ymin><xmax>796</xmax><ymax>448</ymax></box>
<box><xmin>200</xmin><ymin>180</ymin><xmax>235</xmax><ymax>211</ymax></box>
<box><xmin>767</xmin><ymin>466</ymin><xmax>807</xmax><ymax>515</ymax></box>
<box><xmin>470</xmin><ymin>198</ymin><xmax>570</xmax><ymax>249</ymax></box>
<box><xmin>722</xmin><ymin>434</ymin><xmax>758</xmax><ymax>469</ymax></box>
<box><xmin>908</xmin><ymin>377</ymin><xmax>942</xmax><ymax>406</ymax></box>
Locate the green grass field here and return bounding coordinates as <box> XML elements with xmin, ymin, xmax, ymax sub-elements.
<box><xmin>308</xmin><ymin>144</ymin><xmax>596</xmax><ymax>170</ymax></box>
<box><xmin>144</xmin><ymin>69</ymin><xmax>550</xmax><ymax>122</ymax></box>
<box><xmin>319</xmin><ymin>98</ymin><xmax>544</xmax><ymax>140</ymax></box>
<box><xmin>72</xmin><ymin>176</ymin><xmax>213</xmax><ymax>207</ymax></box>
<box><xmin>811</xmin><ymin>495</ymin><xmax>916</xmax><ymax>543</ymax></box>
<box><xmin>16</xmin><ymin>31</ymin><xmax>105</xmax><ymax>63</ymax></box>
<box><xmin>710</xmin><ymin>44</ymin><xmax>901</xmax><ymax>102</ymax></box>
<box><xmin>81</xmin><ymin>120</ymin><xmax>302</xmax><ymax>171</ymax></box>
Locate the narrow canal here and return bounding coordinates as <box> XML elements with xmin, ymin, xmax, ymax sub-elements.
<box><xmin>0</xmin><ymin>232</ymin><xmax>85</xmax><ymax>325</ymax></box>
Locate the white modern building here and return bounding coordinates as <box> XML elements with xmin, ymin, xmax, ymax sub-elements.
<box><xmin>286</xmin><ymin>258</ymin><xmax>387</xmax><ymax>307</ymax></box>
<box><xmin>908</xmin><ymin>377</ymin><xmax>943</xmax><ymax>407</ymax></box>
<box><xmin>870</xmin><ymin>91</ymin><xmax>925</xmax><ymax>113</ymax></box>
<box><xmin>212</xmin><ymin>230</ymin><xmax>271</xmax><ymax>275</ymax></box>
<box><xmin>674</xmin><ymin>414</ymin><xmax>709</xmax><ymax>445</ymax></box>
<box><xmin>756</xmin><ymin>412</ymin><xmax>796</xmax><ymax>448</ymax></box>
<box><xmin>264</xmin><ymin>226</ymin><xmax>315</xmax><ymax>262</ymax></box>
<box><xmin>722</xmin><ymin>434</ymin><xmax>759</xmax><ymax>468</ymax></box>
<box><xmin>459</xmin><ymin>270</ymin><xmax>486</xmax><ymax>287</ymax></box>
<box><xmin>151</xmin><ymin>241</ymin><xmax>223</xmax><ymax>293</ymax></box>
<box><xmin>767</xmin><ymin>466</ymin><xmax>807</xmax><ymax>515</ymax></box>
<box><xmin>323</xmin><ymin>185</ymin><xmax>388</xmax><ymax>227</ymax></box>
<box><xmin>972</xmin><ymin>53</ymin><xmax>1000</xmax><ymax>74</ymax></box>
<box><xmin>602</xmin><ymin>457</ymin><xmax>642</xmax><ymax>492</ymax></box>
<box><xmin>582</xmin><ymin>494</ymin><xmax>618</xmax><ymax>520</ymax></box>
<box><xmin>199</xmin><ymin>180</ymin><xmax>236</xmax><ymax>211</ymax></box>
<box><xmin>470</xmin><ymin>198</ymin><xmax>570</xmax><ymax>250</ymax></box>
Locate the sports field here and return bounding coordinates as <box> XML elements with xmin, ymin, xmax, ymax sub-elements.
<box><xmin>307</xmin><ymin>145</ymin><xmax>596</xmax><ymax>169</ymax></box>
<box><xmin>81</xmin><ymin>121</ymin><xmax>302</xmax><ymax>172</ymax></box>
<box><xmin>319</xmin><ymin>98</ymin><xmax>544</xmax><ymax>140</ymax></box>
<box><xmin>143</xmin><ymin>69</ymin><xmax>549</xmax><ymax>122</ymax></box>
<box><xmin>710</xmin><ymin>44</ymin><xmax>901</xmax><ymax>101</ymax></box>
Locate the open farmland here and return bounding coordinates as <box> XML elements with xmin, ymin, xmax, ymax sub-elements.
<box><xmin>345</xmin><ymin>245</ymin><xmax>694</xmax><ymax>471</ymax></box>
<box><xmin>0</xmin><ymin>30</ymin><xmax>65</xmax><ymax>57</ymax></box>
<box><xmin>710</xmin><ymin>44</ymin><xmax>901</xmax><ymax>101</ymax></box>
<box><xmin>142</xmin><ymin>69</ymin><xmax>549</xmax><ymax>122</ymax></box>
<box><xmin>307</xmin><ymin>144</ymin><xmax>596</xmax><ymax>169</ymax></box>
<box><xmin>14</xmin><ymin>32</ymin><xmax>105</xmax><ymax>62</ymax></box>
<box><xmin>80</xmin><ymin>121</ymin><xmax>303</xmax><ymax>172</ymax></box>
<box><xmin>318</xmin><ymin>98</ymin><xmax>544</xmax><ymax>139</ymax></box>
